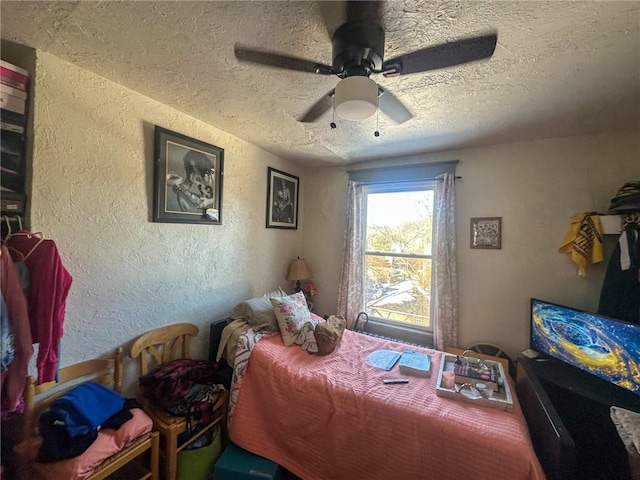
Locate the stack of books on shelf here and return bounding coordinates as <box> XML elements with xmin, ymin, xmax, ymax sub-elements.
<box><xmin>452</xmin><ymin>356</ymin><xmax>501</xmax><ymax>391</ymax></box>
<box><xmin>1</xmin><ymin>59</ymin><xmax>29</xmax><ymax>215</ymax></box>
<box><xmin>1</xmin><ymin>60</ymin><xmax>28</xmax><ymax>126</ymax></box>
<box><xmin>398</xmin><ymin>350</ymin><xmax>432</xmax><ymax>377</ymax></box>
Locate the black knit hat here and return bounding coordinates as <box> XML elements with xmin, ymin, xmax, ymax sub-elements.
<box><xmin>609</xmin><ymin>181</ymin><xmax>640</xmax><ymax>213</ymax></box>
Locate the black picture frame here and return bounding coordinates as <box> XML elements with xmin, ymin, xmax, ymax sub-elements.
<box><xmin>470</xmin><ymin>217</ymin><xmax>502</xmax><ymax>249</ymax></box>
<box><xmin>266</xmin><ymin>167</ymin><xmax>299</xmax><ymax>229</ymax></box>
<box><xmin>153</xmin><ymin>126</ymin><xmax>223</xmax><ymax>224</ymax></box>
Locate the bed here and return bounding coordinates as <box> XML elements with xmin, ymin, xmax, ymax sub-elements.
<box><xmin>216</xmin><ymin>313</ymin><xmax>546</xmax><ymax>480</ymax></box>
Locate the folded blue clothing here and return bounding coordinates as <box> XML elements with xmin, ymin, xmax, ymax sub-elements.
<box><xmin>50</xmin><ymin>381</ymin><xmax>125</xmax><ymax>438</ymax></box>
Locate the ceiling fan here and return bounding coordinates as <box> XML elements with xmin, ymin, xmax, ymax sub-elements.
<box><xmin>234</xmin><ymin>1</ymin><xmax>497</xmax><ymax>125</ymax></box>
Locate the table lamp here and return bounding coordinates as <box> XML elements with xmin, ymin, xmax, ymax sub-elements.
<box><xmin>287</xmin><ymin>257</ymin><xmax>311</xmax><ymax>293</ymax></box>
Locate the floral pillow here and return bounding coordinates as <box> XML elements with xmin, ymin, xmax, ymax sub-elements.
<box><xmin>270</xmin><ymin>292</ymin><xmax>313</xmax><ymax>346</ymax></box>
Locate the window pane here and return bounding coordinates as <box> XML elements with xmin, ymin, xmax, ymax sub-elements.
<box><xmin>365</xmin><ymin>256</ymin><xmax>432</xmax><ymax>328</ymax></box>
<box><xmin>364</xmin><ymin>186</ymin><xmax>434</xmax><ymax>331</ymax></box>
<box><xmin>365</xmin><ymin>191</ymin><xmax>433</xmax><ymax>255</ymax></box>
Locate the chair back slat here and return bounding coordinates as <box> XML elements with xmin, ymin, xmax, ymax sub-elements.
<box><xmin>145</xmin><ymin>345</ymin><xmax>163</xmax><ymax>371</ymax></box>
<box><xmin>164</xmin><ymin>336</ymin><xmax>187</xmax><ymax>363</ymax></box>
<box><xmin>23</xmin><ymin>348</ymin><xmax>123</xmax><ymax>439</ymax></box>
<box><xmin>130</xmin><ymin>323</ymin><xmax>198</xmax><ymax>375</ymax></box>
<box><xmin>54</xmin><ymin>359</ymin><xmax>115</xmax><ymax>387</ymax></box>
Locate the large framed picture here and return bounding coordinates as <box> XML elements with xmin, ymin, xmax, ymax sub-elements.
<box><xmin>470</xmin><ymin>217</ymin><xmax>502</xmax><ymax>249</ymax></box>
<box><xmin>153</xmin><ymin>126</ymin><xmax>223</xmax><ymax>224</ymax></box>
<box><xmin>266</xmin><ymin>167</ymin><xmax>299</xmax><ymax>229</ymax></box>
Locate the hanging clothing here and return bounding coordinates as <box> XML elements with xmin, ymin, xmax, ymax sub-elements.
<box><xmin>0</xmin><ymin>246</ymin><xmax>33</xmax><ymax>413</ymax></box>
<box><xmin>6</xmin><ymin>233</ymin><xmax>72</xmax><ymax>384</ymax></box>
<box><xmin>1</xmin><ymin>293</ymin><xmax>15</xmax><ymax>373</ymax></box>
<box><xmin>559</xmin><ymin>213</ymin><xmax>604</xmax><ymax>277</ymax></box>
<box><xmin>598</xmin><ymin>217</ymin><xmax>640</xmax><ymax>325</ymax></box>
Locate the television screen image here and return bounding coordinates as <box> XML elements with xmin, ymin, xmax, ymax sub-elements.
<box><xmin>531</xmin><ymin>299</ymin><xmax>640</xmax><ymax>395</ymax></box>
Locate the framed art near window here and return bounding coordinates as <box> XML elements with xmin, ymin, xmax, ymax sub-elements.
<box><xmin>470</xmin><ymin>217</ymin><xmax>502</xmax><ymax>249</ymax></box>
<box><xmin>266</xmin><ymin>167</ymin><xmax>299</xmax><ymax>229</ymax></box>
<box><xmin>153</xmin><ymin>126</ymin><xmax>223</xmax><ymax>224</ymax></box>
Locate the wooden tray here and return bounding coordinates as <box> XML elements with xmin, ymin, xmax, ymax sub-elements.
<box><xmin>435</xmin><ymin>353</ymin><xmax>514</xmax><ymax>412</ymax></box>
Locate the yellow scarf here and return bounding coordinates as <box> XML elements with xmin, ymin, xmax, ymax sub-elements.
<box><xmin>559</xmin><ymin>213</ymin><xmax>604</xmax><ymax>277</ymax></box>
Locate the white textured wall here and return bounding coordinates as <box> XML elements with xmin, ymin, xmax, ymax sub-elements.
<box><xmin>22</xmin><ymin>50</ymin><xmax>640</xmax><ymax>387</ymax></box>
<box><xmin>30</xmin><ymin>52</ymin><xmax>305</xmax><ymax>394</ymax></box>
<box><xmin>304</xmin><ymin>131</ymin><xmax>639</xmax><ymax>359</ymax></box>
<box><xmin>300</xmin><ymin>167</ymin><xmax>349</xmax><ymax>319</ymax></box>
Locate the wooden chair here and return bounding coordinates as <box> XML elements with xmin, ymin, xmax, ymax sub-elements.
<box><xmin>129</xmin><ymin>323</ymin><xmax>226</xmax><ymax>480</ymax></box>
<box><xmin>15</xmin><ymin>347</ymin><xmax>160</xmax><ymax>480</ymax></box>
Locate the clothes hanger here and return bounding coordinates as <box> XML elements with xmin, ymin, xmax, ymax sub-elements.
<box><xmin>9</xmin><ymin>230</ymin><xmax>44</xmax><ymax>239</ymax></box>
<box><xmin>2</xmin><ymin>216</ymin><xmax>29</xmax><ymax>260</ymax></box>
<box><xmin>1</xmin><ymin>215</ymin><xmax>13</xmax><ymax>244</ymax></box>
<box><xmin>6</xmin><ymin>223</ymin><xmax>46</xmax><ymax>260</ymax></box>
<box><xmin>23</xmin><ymin>236</ymin><xmax>45</xmax><ymax>261</ymax></box>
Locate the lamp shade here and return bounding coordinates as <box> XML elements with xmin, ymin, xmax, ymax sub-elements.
<box><xmin>334</xmin><ymin>76</ymin><xmax>378</xmax><ymax>121</ymax></box>
<box><xmin>287</xmin><ymin>258</ymin><xmax>311</xmax><ymax>281</ymax></box>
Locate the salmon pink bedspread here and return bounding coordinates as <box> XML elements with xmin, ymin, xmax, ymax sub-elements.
<box><xmin>230</xmin><ymin>330</ymin><xmax>546</xmax><ymax>480</ymax></box>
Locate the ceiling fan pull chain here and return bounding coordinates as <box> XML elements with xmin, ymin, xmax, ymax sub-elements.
<box><xmin>374</xmin><ymin>99</ymin><xmax>380</xmax><ymax>137</ymax></box>
<box><xmin>330</xmin><ymin>95</ymin><xmax>337</xmax><ymax>129</ymax></box>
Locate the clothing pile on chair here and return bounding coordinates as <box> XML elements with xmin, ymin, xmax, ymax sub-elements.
<box><xmin>138</xmin><ymin>359</ymin><xmax>227</xmax><ymax>440</ymax></box>
<box><xmin>37</xmin><ymin>381</ymin><xmax>140</xmax><ymax>462</ymax></box>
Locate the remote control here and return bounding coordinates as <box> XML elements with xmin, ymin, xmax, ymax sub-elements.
<box><xmin>383</xmin><ymin>378</ymin><xmax>410</xmax><ymax>384</ymax></box>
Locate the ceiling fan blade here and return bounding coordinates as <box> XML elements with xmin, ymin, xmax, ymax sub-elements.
<box><xmin>234</xmin><ymin>45</ymin><xmax>334</xmax><ymax>75</ymax></box>
<box><xmin>381</xmin><ymin>33</ymin><xmax>498</xmax><ymax>77</ymax></box>
<box><xmin>377</xmin><ymin>86</ymin><xmax>412</xmax><ymax>124</ymax></box>
<box><xmin>299</xmin><ymin>90</ymin><xmax>335</xmax><ymax>122</ymax></box>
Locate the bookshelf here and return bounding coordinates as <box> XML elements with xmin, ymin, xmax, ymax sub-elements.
<box><xmin>1</xmin><ymin>40</ymin><xmax>35</xmax><ymax>236</ymax></box>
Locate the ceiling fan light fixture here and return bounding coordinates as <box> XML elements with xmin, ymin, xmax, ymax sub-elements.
<box><xmin>334</xmin><ymin>76</ymin><xmax>378</xmax><ymax>121</ymax></box>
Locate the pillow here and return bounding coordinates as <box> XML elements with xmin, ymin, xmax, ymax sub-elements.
<box><xmin>270</xmin><ymin>291</ymin><xmax>313</xmax><ymax>346</ymax></box>
<box><xmin>229</xmin><ymin>287</ymin><xmax>287</xmax><ymax>332</ymax></box>
<box><xmin>263</xmin><ymin>287</ymin><xmax>288</xmax><ymax>299</ymax></box>
<box><xmin>611</xmin><ymin>406</ymin><xmax>640</xmax><ymax>480</ymax></box>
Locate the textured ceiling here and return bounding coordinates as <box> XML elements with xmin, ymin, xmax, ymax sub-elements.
<box><xmin>1</xmin><ymin>1</ymin><xmax>639</xmax><ymax>167</ymax></box>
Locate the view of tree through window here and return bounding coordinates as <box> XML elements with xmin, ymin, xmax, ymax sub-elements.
<box><xmin>364</xmin><ymin>186</ymin><xmax>434</xmax><ymax>329</ymax></box>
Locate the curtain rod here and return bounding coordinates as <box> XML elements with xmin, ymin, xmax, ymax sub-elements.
<box><xmin>347</xmin><ymin>160</ymin><xmax>459</xmax><ymax>183</ymax></box>
<box><xmin>355</xmin><ymin>175</ymin><xmax>461</xmax><ymax>186</ymax></box>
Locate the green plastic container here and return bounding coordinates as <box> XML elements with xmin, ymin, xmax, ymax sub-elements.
<box><xmin>176</xmin><ymin>426</ymin><xmax>223</xmax><ymax>480</ymax></box>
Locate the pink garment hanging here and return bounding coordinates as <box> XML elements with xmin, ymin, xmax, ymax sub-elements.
<box><xmin>6</xmin><ymin>233</ymin><xmax>72</xmax><ymax>384</ymax></box>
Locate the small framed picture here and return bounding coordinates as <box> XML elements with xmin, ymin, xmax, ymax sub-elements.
<box><xmin>266</xmin><ymin>167</ymin><xmax>299</xmax><ymax>229</ymax></box>
<box><xmin>153</xmin><ymin>126</ymin><xmax>224</xmax><ymax>224</ymax></box>
<box><xmin>470</xmin><ymin>217</ymin><xmax>502</xmax><ymax>249</ymax></box>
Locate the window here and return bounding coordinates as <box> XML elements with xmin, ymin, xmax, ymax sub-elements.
<box><xmin>341</xmin><ymin>160</ymin><xmax>457</xmax><ymax>348</ymax></box>
<box><xmin>364</xmin><ymin>181</ymin><xmax>435</xmax><ymax>334</ymax></box>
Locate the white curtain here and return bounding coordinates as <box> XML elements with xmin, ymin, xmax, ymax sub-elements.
<box><xmin>433</xmin><ymin>173</ymin><xmax>459</xmax><ymax>351</ymax></box>
<box><xmin>337</xmin><ymin>173</ymin><xmax>458</xmax><ymax>345</ymax></box>
<box><xmin>337</xmin><ymin>181</ymin><xmax>364</xmax><ymax>330</ymax></box>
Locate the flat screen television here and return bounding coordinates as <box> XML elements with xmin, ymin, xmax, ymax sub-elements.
<box><xmin>530</xmin><ymin>298</ymin><xmax>640</xmax><ymax>396</ymax></box>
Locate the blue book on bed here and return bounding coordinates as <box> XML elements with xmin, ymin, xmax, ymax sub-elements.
<box><xmin>366</xmin><ymin>350</ymin><xmax>402</xmax><ymax>371</ymax></box>
<box><xmin>398</xmin><ymin>350</ymin><xmax>432</xmax><ymax>377</ymax></box>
